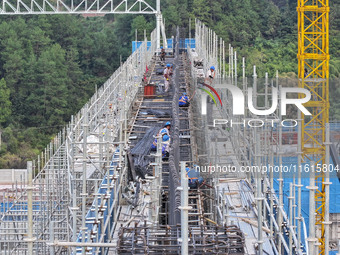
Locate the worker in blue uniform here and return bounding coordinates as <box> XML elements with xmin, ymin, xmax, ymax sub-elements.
<box><xmin>159</xmin><ymin>121</ymin><xmax>171</xmax><ymax>137</ymax></box>
<box><xmin>179</xmin><ymin>92</ymin><xmax>190</xmax><ymax>107</ymax></box>
<box><xmin>162</xmin><ymin>135</ymin><xmax>170</xmax><ymax>160</ymax></box>
<box><xmin>186</xmin><ymin>166</ymin><xmax>204</xmax><ymax>188</ymax></box>
<box><xmin>204</xmin><ymin>66</ymin><xmax>216</xmax><ymax>85</ymax></box>
<box><xmin>150</xmin><ymin>136</ymin><xmax>159</xmax><ymax>151</ymax></box>
<box><xmin>151</xmin><ymin>122</ymin><xmax>171</xmax><ymax>151</ymax></box>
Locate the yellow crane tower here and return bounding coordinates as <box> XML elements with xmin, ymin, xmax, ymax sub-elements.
<box><xmin>297</xmin><ymin>0</ymin><xmax>329</xmax><ymax>254</ymax></box>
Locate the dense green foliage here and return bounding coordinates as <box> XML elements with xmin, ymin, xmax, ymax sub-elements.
<box><xmin>0</xmin><ymin>15</ymin><xmax>134</xmax><ymax>167</ymax></box>
<box><xmin>0</xmin><ymin>0</ymin><xmax>339</xmax><ymax>168</ymax></box>
<box><xmin>163</xmin><ymin>0</ymin><xmax>339</xmax><ymax>77</ymax></box>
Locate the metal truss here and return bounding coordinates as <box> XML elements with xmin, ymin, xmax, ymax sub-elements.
<box><xmin>298</xmin><ymin>1</ymin><xmax>330</xmax><ymax>254</ymax></box>
<box><xmin>0</xmin><ymin>0</ymin><xmax>156</xmax><ymax>15</ymax></box>
<box><xmin>0</xmin><ymin>0</ymin><xmax>165</xmax><ymax>56</ymax></box>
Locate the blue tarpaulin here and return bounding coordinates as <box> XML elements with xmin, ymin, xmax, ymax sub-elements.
<box><xmin>132</xmin><ymin>38</ymin><xmax>196</xmax><ymax>53</ymax></box>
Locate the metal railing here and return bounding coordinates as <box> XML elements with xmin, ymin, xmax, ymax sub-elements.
<box><xmin>0</xmin><ymin>29</ymin><xmax>157</xmax><ymax>254</ymax></box>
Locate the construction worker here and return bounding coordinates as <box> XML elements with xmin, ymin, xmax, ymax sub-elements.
<box><xmin>162</xmin><ymin>135</ymin><xmax>170</xmax><ymax>159</ymax></box>
<box><xmin>186</xmin><ymin>165</ymin><xmax>204</xmax><ymax>189</ymax></box>
<box><xmin>160</xmin><ymin>47</ymin><xmax>166</xmax><ymax>61</ymax></box>
<box><xmin>179</xmin><ymin>92</ymin><xmax>190</xmax><ymax>107</ymax></box>
<box><xmin>304</xmin><ymin>68</ymin><xmax>309</xmax><ymax>78</ymax></box>
<box><xmin>159</xmin><ymin>121</ymin><xmax>171</xmax><ymax>137</ymax></box>
<box><xmin>164</xmin><ymin>64</ymin><xmax>171</xmax><ymax>93</ymax></box>
<box><xmin>151</xmin><ymin>132</ymin><xmax>165</xmax><ymax>151</ymax></box>
<box><xmin>205</xmin><ymin>66</ymin><xmax>216</xmax><ymax>84</ymax></box>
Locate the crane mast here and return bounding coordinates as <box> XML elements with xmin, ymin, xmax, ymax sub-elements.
<box><xmin>297</xmin><ymin>0</ymin><xmax>330</xmax><ymax>254</ymax></box>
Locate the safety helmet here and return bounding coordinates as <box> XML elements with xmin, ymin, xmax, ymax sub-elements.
<box><xmin>210</xmin><ymin>66</ymin><xmax>215</xmax><ymax>70</ymax></box>
<box><xmin>165</xmin><ymin>121</ymin><xmax>171</xmax><ymax>126</ymax></box>
<box><xmin>161</xmin><ymin>46</ymin><xmax>163</xmax><ymax>49</ymax></box>
<box><xmin>163</xmin><ymin>135</ymin><xmax>170</xmax><ymax>141</ymax></box>
<box><xmin>160</xmin><ymin>129</ymin><xmax>168</xmax><ymax>134</ymax></box>
<box><xmin>183</xmin><ymin>92</ymin><xmax>186</xmax><ymax>96</ymax></box>
<box><xmin>166</xmin><ymin>64</ymin><xmax>171</xmax><ymax>67</ymax></box>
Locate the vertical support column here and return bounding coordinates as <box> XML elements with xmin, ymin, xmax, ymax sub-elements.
<box><xmin>307</xmin><ymin>162</ymin><xmax>317</xmax><ymax>255</ymax></box>
<box><xmin>49</xmin><ymin>221</ymin><xmax>55</xmax><ymax>255</ymax></box>
<box><xmin>253</xmin><ymin>66</ymin><xmax>257</xmax><ymax>108</ymax></box>
<box><xmin>135</xmin><ymin>29</ymin><xmax>138</xmax><ymax>66</ymax></box>
<box><xmin>219</xmin><ymin>37</ymin><xmax>222</xmax><ymax>79</ymax></box>
<box><xmin>231</xmin><ymin>47</ymin><xmax>234</xmax><ymax>81</ymax></box>
<box><xmin>255</xmin><ymin>134</ymin><xmax>263</xmax><ymax>255</ymax></box>
<box><xmin>189</xmin><ymin>17</ymin><xmax>191</xmax><ymax>42</ymax></box>
<box><xmin>288</xmin><ymin>183</ymin><xmax>293</xmax><ymax>254</ymax></box>
<box><xmin>25</xmin><ymin>161</ymin><xmax>36</xmax><ymax>255</ymax></box>
<box><xmin>222</xmin><ymin>41</ymin><xmax>225</xmax><ymax>79</ymax></box>
<box><xmin>296</xmin><ymin>111</ymin><xmax>303</xmax><ymax>253</ymax></box>
<box><xmin>228</xmin><ymin>44</ymin><xmax>231</xmax><ymax>78</ymax></box>
<box><xmin>324</xmin><ymin>123</ymin><xmax>331</xmax><ymax>255</ymax></box>
<box><xmin>154</xmin><ymin>132</ymin><xmax>163</xmax><ymax>225</ymax></box>
<box><xmin>242</xmin><ymin>57</ymin><xmax>245</xmax><ymax>80</ymax></box>
<box><xmin>81</xmin><ymin>105</ymin><xmax>89</xmax><ymax>254</ymax></box>
<box><xmin>180</xmin><ymin>162</ymin><xmax>190</xmax><ymax>255</ymax></box>
<box><xmin>265</xmin><ymin>73</ymin><xmax>268</xmax><ymax>109</ymax></box>
<box><xmin>156</xmin><ymin>0</ymin><xmax>161</xmax><ymax>49</ymax></box>
<box><xmin>269</xmin><ymin>126</ymin><xmax>274</xmax><ymax>242</ymax></box>
<box><xmin>234</xmin><ymin>50</ymin><xmax>237</xmax><ymax>84</ymax></box>
<box><xmin>277</xmin><ymin>83</ymin><xmax>283</xmax><ymax>254</ymax></box>
<box><xmin>71</xmin><ymin>188</ymin><xmax>78</xmax><ymax>254</ymax></box>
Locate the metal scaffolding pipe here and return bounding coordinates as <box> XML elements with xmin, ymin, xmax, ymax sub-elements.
<box><xmin>228</xmin><ymin>44</ymin><xmax>231</xmax><ymax>78</ymax></box>
<box><xmin>156</xmin><ymin>0</ymin><xmax>161</xmax><ymax>49</ymax></box>
<box><xmin>307</xmin><ymin>162</ymin><xmax>317</xmax><ymax>255</ymax></box>
<box><xmin>324</xmin><ymin>123</ymin><xmax>331</xmax><ymax>255</ymax></box>
<box><xmin>289</xmin><ymin>183</ymin><xmax>293</xmax><ymax>254</ymax></box>
<box><xmin>277</xmin><ymin>83</ymin><xmax>283</xmax><ymax>254</ymax></box>
<box><xmin>25</xmin><ymin>161</ymin><xmax>35</xmax><ymax>255</ymax></box>
<box><xmin>180</xmin><ymin>162</ymin><xmax>190</xmax><ymax>255</ymax></box>
<box><xmin>234</xmin><ymin>50</ymin><xmax>237</xmax><ymax>81</ymax></box>
<box><xmin>255</xmin><ymin>133</ymin><xmax>263</xmax><ymax>255</ymax></box>
<box><xmin>297</xmin><ymin>111</ymin><xmax>303</xmax><ymax>253</ymax></box>
<box><xmin>49</xmin><ymin>241</ymin><xmax>117</xmax><ymax>247</ymax></box>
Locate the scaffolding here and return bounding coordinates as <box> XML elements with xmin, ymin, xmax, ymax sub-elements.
<box><xmin>188</xmin><ymin>19</ymin><xmax>337</xmax><ymax>255</ymax></box>
<box><xmin>0</xmin><ymin>30</ymin><xmax>156</xmax><ymax>254</ymax></box>
<box><xmin>0</xmin><ymin>16</ymin><xmax>339</xmax><ymax>255</ymax></box>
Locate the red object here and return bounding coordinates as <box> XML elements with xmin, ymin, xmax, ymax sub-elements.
<box><xmin>203</xmin><ymin>83</ymin><xmax>223</xmax><ymax>106</ymax></box>
<box><xmin>146</xmin><ymin>65</ymin><xmax>149</xmax><ymax>73</ymax></box>
<box><xmin>144</xmin><ymin>84</ymin><xmax>155</xmax><ymax>98</ymax></box>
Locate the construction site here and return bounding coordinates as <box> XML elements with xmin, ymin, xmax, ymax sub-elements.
<box><xmin>0</xmin><ymin>0</ymin><xmax>340</xmax><ymax>254</ymax></box>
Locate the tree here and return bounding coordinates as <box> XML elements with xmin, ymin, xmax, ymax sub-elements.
<box><xmin>24</xmin><ymin>44</ymin><xmax>69</xmax><ymax>129</ymax></box>
<box><xmin>0</xmin><ymin>78</ymin><xmax>11</xmax><ymax>124</ymax></box>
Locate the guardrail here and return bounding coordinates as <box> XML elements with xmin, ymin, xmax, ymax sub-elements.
<box><xmin>0</xmin><ymin>29</ymin><xmax>157</xmax><ymax>254</ymax></box>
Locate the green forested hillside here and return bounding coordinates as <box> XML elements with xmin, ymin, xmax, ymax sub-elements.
<box><xmin>162</xmin><ymin>0</ymin><xmax>340</xmax><ymax>77</ymax></box>
<box><xmin>0</xmin><ymin>0</ymin><xmax>339</xmax><ymax>168</ymax></box>
<box><xmin>0</xmin><ymin>15</ymin><xmax>138</xmax><ymax>167</ymax></box>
